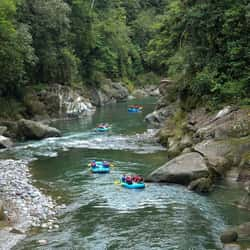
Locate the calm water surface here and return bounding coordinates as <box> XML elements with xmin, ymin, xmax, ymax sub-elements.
<box><xmin>10</xmin><ymin>98</ymin><xmax>250</xmax><ymax>250</ymax></box>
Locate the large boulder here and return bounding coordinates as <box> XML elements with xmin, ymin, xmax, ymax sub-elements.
<box><xmin>17</xmin><ymin>119</ymin><xmax>61</xmax><ymax>140</ymax></box>
<box><xmin>0</xmin><ymin>135</ymin><xmax>13</xmax><ymax>148</ymax></box>
<box><xmin>146</xmin><ymin>152</ymin><xmax>209</xmax><ymax>185</ymax></box>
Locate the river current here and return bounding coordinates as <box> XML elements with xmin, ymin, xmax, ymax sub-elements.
<box><xmin>5</xmin><ymin>98</ymin><xmax>250</xmax><ymax>250</ymax></box>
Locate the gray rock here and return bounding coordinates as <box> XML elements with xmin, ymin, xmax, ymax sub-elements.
<box><xmin>180</xmin><ymin>134</ymin><xmax>193</xmax><ymax>148</ymax></box>
<box><xmin>182</xmin><ymin>147</ymin><xmax>192</xmax><ymax>154</ymax></box>
<box><xmin>0</xmin><ymin>126</ymin><xmax>7</xmax><ymax>135</ymax></box>
<box><xmin>167</xmin><ymin>137</ymin><xmax>181</xmax><ymax>157</ymax></box>
<box><xmin>10</xmin><ymin>228</ymin><xmax>25</xmax><ymax>234</ymax></box>
<box><xmin>37</xmin><ymin>239</ymin><xmax>48</xmax><ymax>245</ymax></box>
<box><xmin>145</xmin><ymin>103</ymin><xmax>178</xmax><ymax>128</ymax></box>
<box><xmin>223</xmin><ymin>243</ymin><xmax>241</xmax><ymax>250</ymax></box>
<box><xmin>38</xmin><ymin>84</ymin><xmax>95</xmax><ymax>118</ymax></box>
<box><xmin>194</xmin><ymin>140</ymin><xmax>232</xmax><ymax>175</ymax></box>
<box><xmin>91</xmin><ymin>81</ymin><xmax>128</xmax><ymax>106</ymax></box>
<box><xmin>188</xmin><ymin>177</ymin><xmax>212</xmax><ymax>193</ymax></box>
<box><xmin>235</xmin><ymin>222</ymin><xmax>250</xmax><ymax>239</ymax></box>
<box><xmin>0</xmin><ymin>200</ymin><xmax>5</xmax><ymax>220</ymax></box>
<box><xmin>220</xmin><ymin>230</ymin><xmax>238</xmax><ymax>243</ymax></box>
<box><xmin>0</xmin><ymin>135</ymin><xmax>13</xmax><ymax>148</ymax></box>
<box><xmin>132</xmin><ymin>89</ymin><xmax>147</xmax><ymax>98</ymax></box>
<box><xmin>146</xmin><ymin>152</ymin><xmax>209</xmax><ymax>185</ymax></box>
<box><xmin>195</xmin><ymin>108</ymin><xmax>250</xmax><ymax>140</ymax></box>
<box><xmin>17</xmin><ymin>119</ymin><xmax>61</xmax><ymax>140</ymax></box>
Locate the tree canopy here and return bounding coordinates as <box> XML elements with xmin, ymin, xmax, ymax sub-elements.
<box><xmin>0</xmin><ymin>0</ymin><xmax>249</xmax><ymax>107</ymax></box>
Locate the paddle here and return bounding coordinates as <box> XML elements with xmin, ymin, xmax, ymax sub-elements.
<box><xmin>114</xmin><ymin>180</ymin><xmax>121</xmax><ymax>185</ymax></box>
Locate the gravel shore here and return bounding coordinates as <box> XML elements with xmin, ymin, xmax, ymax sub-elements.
<box><xmin>0</xmin><ymin>159</ymin><xmax>58</xmax><ymax>250</ymax></box>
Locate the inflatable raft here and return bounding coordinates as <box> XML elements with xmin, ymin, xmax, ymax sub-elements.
<box><xmin>95</xmin><ymin>126</ymin><xmax>110</xmax><ymax>132</ymax></box>
<box><xmin>120</xmin><ymin>180</ymin><xmax>145</xmax><ymax>189</ymax></box>
<box><xmin>89</xmin><ymin>161</ymin><xmax>111</xmax><ymax>173</ymax></box>
<box><xmin>128</xmin><ymin>106</ymin><xmax>143</xmax><ymax>113</ymax></box>
<box><xmin>91</xmin><ymin>165</ymin><xmax>110</xmax><ymax>173</ymax></box>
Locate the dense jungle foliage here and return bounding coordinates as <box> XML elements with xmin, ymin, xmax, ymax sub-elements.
<box><xmin>0</xmin><ymin>0</ymin><xmax>249</xmax><ymax>108</ymax></box>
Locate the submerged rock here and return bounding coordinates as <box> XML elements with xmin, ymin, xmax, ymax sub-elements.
<box><xmin>146</xmin><ymin>152</ymin><xmax>209</xmax><ymax>185</ymax></box>
<box><xmin>17</xmin><ymin>119</ymin><xmax>61</xmax><ymax>140</ymax></box>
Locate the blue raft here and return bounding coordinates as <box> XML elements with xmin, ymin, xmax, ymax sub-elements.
<box><xmin>128</xmin><ymin>107</ymin><xmax>142</xmax><ymax>113</ymax></box>
<box><xmin>90</xmin><ymin>161</ymin><xmax>110</xmax><ymax>173</ymax></box>
<box><xmin>120</xmin><ymin>180</ymin><xmax>145</xmax><ymax>189</ymax></box>
<box><xmin>95</xmin><ymin>126</ymin><xmax>111</xmax><ymax>132</ymax></box>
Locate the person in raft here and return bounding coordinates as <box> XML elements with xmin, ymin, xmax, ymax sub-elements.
<box><xmin>98</xmin><ymin>123</ymin><xmax>105</xmax><ymax>128</ymax></box>
<box><xmin>125</xmin><ymin>175</ymin><xmax>133</xmax><ymax>184</ymax></box>
<box><xmin>90</xmin><ymin>160</ymin><xmax>96</xmax><ymax>167</ymax></box>
<box><xmin>103</xmin><ymin>161</ymin><xmax>110</xmax><ymax>167</ymax></box>
<box><xmin>122</xmin><ymin>175</ymin><xmax>144</xmax><ymax>184</ymax></box>
<box><xmin>132</xmin><ymin>175</ymin><xmax>144</xmax><ymax>183</ymax></box>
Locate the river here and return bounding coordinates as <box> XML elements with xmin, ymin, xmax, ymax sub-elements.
<box><xmin>6</xmin><ymin>98</ymin><xmax>250</xmax><ymax>249</ymax></box>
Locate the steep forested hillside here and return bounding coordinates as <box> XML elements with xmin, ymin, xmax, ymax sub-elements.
<box><xmin>0</xmin><ymin>0</ymin><xmax>249</xmax><ymax>114</ymax></box>
<box><xmin>147</xmin><ymin>0</ymin><xmax>250</xmax><ymax>107</ymax></box>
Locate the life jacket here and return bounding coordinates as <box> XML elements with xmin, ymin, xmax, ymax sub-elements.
<box><xmin>125</xmin><ymin>176</ymin><xmax>132</xmax><ymax>184</ymax></box>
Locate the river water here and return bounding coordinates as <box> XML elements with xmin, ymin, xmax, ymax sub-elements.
<box><xmin>7</xmin><ymin>98</ymin><xmax>250</xmax><ymax>250</ymax></box>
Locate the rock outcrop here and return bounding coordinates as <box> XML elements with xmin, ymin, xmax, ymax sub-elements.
<box><xmin>146</xmin><ymin>77</ymin><xmax>250</xmax><ymax>196</ymax></box>
<box><xmin>90</xmin><ymin>80</ymin><xmax>129</xmax><ymax>106</ymax></box>
<box><xmin>17</xmin><ymin>119</ymin><xmax>61</xmax><ymax>140</ymax></box>
<box><xmin>38</xmin><ymin>85</ymin><xmax>95</xmax><ymax>118</ymax></box>
<box><xmin>145</xmin><ymin>103</ymin><xmax>178</xmax><ymax>128</ymax></box>
<box><xmin>132</xmin><ymin>85</ymin><xmax>159</xmax><ymax>98</ymax></box>
<box><xmin>146</xmin><ymin>152</ymin><xmax>209</xmax><ymax>185</ymax></box>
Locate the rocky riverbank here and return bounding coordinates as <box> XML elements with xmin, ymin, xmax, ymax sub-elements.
<box><xmin>145</xmin><ymin>79</ymin><xmax>250</xmax><ymax>249</ymax></box>
<box><xmin>0</xmin><ymin>159</ymin><xmax>64</xmax><ymax>250</ymax></box>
